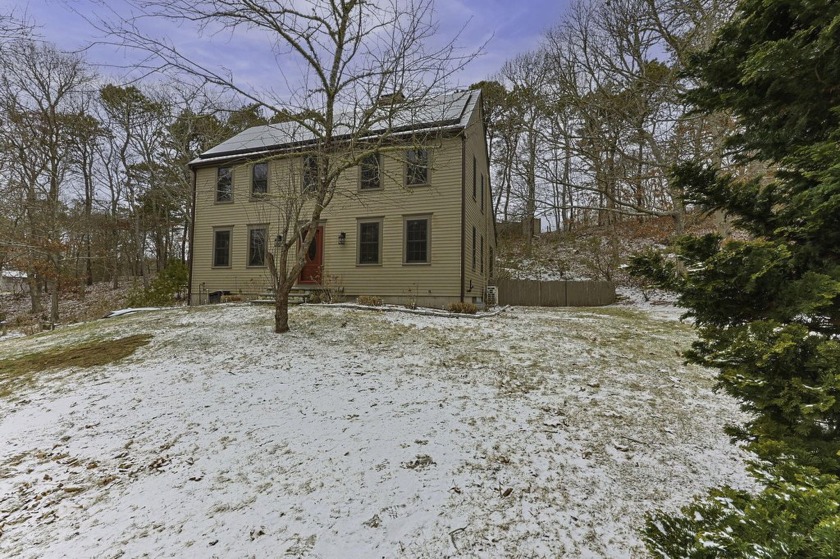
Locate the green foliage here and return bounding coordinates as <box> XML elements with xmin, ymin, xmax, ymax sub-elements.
<box><xmin>631</xmin><ymin>0</ymin><xmax>840</xmax><ymax>473</ymax></box>
<box><xmin>644</xmin><ymin>464</ymin><xmax>840</xmax><ymax>558</ymax></box>
<box><xmin>636</xmin><ymin>0</ymin><xmax>840</xmax><ymax>552</ymax></box>
<box><xmin>628</xmin><ymin>249</ymin><xmax>682</xmax><ymax>292</ymax></box>
<box><xmin>126</xmin><ymin>261</ymin><xmax>189</xmax><ymax>307</ymax></box>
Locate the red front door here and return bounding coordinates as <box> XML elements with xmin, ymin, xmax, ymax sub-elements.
<box><xmin>299</xmin><ymin>226</ymin><xmax>324</xmax><ymax>284</ymax></box>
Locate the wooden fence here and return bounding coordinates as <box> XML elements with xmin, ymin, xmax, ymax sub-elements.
<box><xmin>494</xmin><ymin>278</ymin><xmax>615</xmax><ymax>307</ymax></box>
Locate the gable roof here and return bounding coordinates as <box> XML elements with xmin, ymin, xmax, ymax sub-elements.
<box><xmin>191</xmin><ymin>90</ymin><xmax>480</xmax><ymax>166</ymax></box>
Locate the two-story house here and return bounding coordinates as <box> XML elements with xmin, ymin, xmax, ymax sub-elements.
<box><xmin>187</xmin><ymin>89</ymin><xmax>495</xmax><ymax>307</ymax></box>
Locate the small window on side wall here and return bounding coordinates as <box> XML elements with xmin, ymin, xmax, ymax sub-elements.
<box><xmin>216</xmin><ymin>167</ymin><xmax>232</xmax><ymax>202</ymax></box>
<box><xmin>213</xmin><ymin>229</ymin><xmax>232</xmax><ymax>267</ymax></box>
<box><xmin>360</xmin><ymin>153</ymin><xmax>381</xmax><ymax>190</ymax></box>
<box><xmin>248</xmin><ymin>226</ymin><xmax>267</xmax><ymax>267</ymax></box>
<box><xmin>252</xmin><ymin>163</ymin><xmax>268</xmax><ymax>195</ymax></box>
<box><xmin>480</xmin><ymin>235</ymin><xmax>484</xmax><ymax>274</ymax></box>
<box><xmin>406</xmin><ymin>149</ymin><xmax>428</xmax><ymax>187</ymax></box>
<box><xmin>472</xmin><ymin>156</ymin><xmax>477</xmax><ymax>199</ymax></box>
<box><xmin>405</xmin><ymin>217</ymin><xmax>430</xmax><ymax>264</ymax></box>
<box><xmin>357</xmin><ymin>220</ymin><xmax>382</xmax><ymax>265</ymax></box>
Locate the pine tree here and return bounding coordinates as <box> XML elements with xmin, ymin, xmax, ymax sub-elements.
<box><xmin>632</xmin><ymin>0</ymin><xmax>840</xmax><ymax>555</ymax></box>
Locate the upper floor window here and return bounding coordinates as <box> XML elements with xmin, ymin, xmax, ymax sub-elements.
<box><xmin>302</xmin><ymin>155</ymin><xmax>318</xmax><ymax>192</ymax></box>
<box><xmin>480</xmin><ymin>174</ymin><xmax>485</xmax><ymax>213</ymax></box>
<box><xmin>216</xmin><ymin>167</ymin><xmax>232</xmax><ymax>202</ymax></box>
<box><xmin>252</xmin><ymin>162</ymin><xmax>268</xmax><ymax>195</ymax></box>
<box><xmin>360</xmin><ymin>153</ymin><xmax>381</xmax><ymax>190</ymax></box>
<box><xmin>472</xmin><ymin>156</ymin><xmax>477</xmax><ymax>199</ymax></box>
<box><xmin>406</xmin><ymin>149</ymin><xmax>428</xmax><ymax>187</ymax></box>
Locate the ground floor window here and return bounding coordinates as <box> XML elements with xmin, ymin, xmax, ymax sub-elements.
<box><xmin>480</xmin><ymin>234</ymin><xmax>484</xmax><ymax>274</ymax></box>
<box><xmin>213</xmin><ymin>228</ymin><xmax>232</xmax><ymax>267</ymax></box>
<box><xmin>404</xmin><ymin>217</ymin><xmax>430</xmax><ymax>264</ymax></box>
<box><xmin>357</xmin><ymin>219</ymin><xmax>382</xmax><ymax>265</ymax></box>
<box><xmin>248</xmin><ymin>226</ymin><xmax>267</xmax><ymax>267</ymax></box>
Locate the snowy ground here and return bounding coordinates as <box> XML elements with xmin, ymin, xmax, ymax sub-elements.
<box><xmin>0</xmin><ymin>303</ymin><xmax>753</xmax><ymax>558</ymax></box>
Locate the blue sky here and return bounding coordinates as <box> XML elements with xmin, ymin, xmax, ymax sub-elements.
<box><xmin>7</xmin><ymin>0</ymin><xmax>568</xmax><ymax>92</ymax></box>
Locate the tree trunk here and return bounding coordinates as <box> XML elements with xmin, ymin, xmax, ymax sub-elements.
<box><xmin>27</xmin><ymin>273</ymin><xmax>42</xmax><ymax>314</ymax></box>
<box><xmin>275</xmin><ymin>288</ymin><xmax>290</xmax><ymax>333</ymax></box>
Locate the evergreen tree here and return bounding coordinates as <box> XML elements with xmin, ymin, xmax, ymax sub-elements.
<box><xmin>632</xmin><ymin>0</ymin><xmax>840</xmax><ymax>555</ymax></box>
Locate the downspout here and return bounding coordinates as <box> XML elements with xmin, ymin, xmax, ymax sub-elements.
<box><xmin>460</xmin><ymin>133</ymin><xmax>466</xmax><ymax>303</ymax></box>
<box><xmin>187</xmin><ymin>166</ymin><xmax>198</xmax><ymax>305</ymax></box>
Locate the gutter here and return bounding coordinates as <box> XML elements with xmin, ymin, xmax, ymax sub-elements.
<box><xmin>187</xmin><ymin>167</ymin><xmax>197</xmax><ymax>305</ymax></box>
<box><xmin>189</xmin><ymin>124</ymin><xmax>468</xmax><ymax>169</ymax></box>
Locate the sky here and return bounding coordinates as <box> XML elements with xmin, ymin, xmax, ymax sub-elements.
<box><xmin>4</xmin><ymin>0</ymin><xmax>569</xmax><ymax>98</ymax></box>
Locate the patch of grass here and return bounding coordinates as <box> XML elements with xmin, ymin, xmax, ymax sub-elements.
<box><xmin>0</xmin><ymin>334</ymin><xmax>152</xmax><ymax>398</ymax></box>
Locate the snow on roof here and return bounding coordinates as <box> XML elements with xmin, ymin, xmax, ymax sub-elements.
<box><xmin>1</xmin><ymin>270</ymin><xmax>26</xmax><ymax>279</ymax></box>
<box><xmin>191</xmin><ymin>90</ymin><xmax>479</xmax><ymax>165</ymax></box>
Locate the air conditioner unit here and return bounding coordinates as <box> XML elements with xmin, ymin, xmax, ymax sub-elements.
<box><xmin>486</xmin><ymin>285</ymin><xmax>498</xmax><ymax>306</ymax></box>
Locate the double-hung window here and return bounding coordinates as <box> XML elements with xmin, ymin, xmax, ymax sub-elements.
<box><xmin>357</xmin><ymin>219</ymin><xmax>382</xmax><ymax>265</ymax></box>
<box><xmin>213</xmin><ymin>228</ymin><xmax>232</xmax><ymax>267</ymax></box>
<box><xmin>472</xmin><ymin>226</ymin><xmax>476</xmax><ymax>270</ymax></box>
<box><xmin>252</xmin><ymin>163</ymin><xmax>268</xmax><ymax>196</ymax></box>
<box><xmin>302</xmin><ymin>155</ymin><xmax>318</xmax><ymax>192</ymax></box>
<box><xmin>216</xmin><ymin>167</ymin><xmax>232</xmax><ymax>202</ymax></box>
<box><xmin>405</xmin><ymin>217</ymin><xmax>430</xmax><ymax>264</ymax></box>
<box><xmin>360</xmin><ymin>153</ymin><xmax>381</xmax><ymax>190</ymax></box>
<box><xmin>472</xmin><ymin>157</ymin><xmax>477</xmax><ymax>199</ymax></box>
<box><xmin>248</xmin><ymin>226</ymin><xmax>267</xmax><ymax>267</ymax></box>
<box><xmin>406</xmin><ymin>149</ymin><xmax>428</xmax><ymax>187</ymax></box>
<box><xmin>480</xmin><ymin>235</ymin><xmax>484</xmax><ymax>274</ymax></box>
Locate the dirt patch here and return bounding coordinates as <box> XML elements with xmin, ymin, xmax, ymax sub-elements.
<box><xmin>0</xmin><ymin>334</ymin><xmax>152</xmax><ymax>397</ymax></box>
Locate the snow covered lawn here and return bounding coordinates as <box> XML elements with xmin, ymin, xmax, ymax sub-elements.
<box><xmin>0</xmin><ymin>303</ymin><xmax>753</xmax><ymax>557</ymax></box>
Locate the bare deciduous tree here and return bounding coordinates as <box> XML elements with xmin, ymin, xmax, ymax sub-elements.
<box><xmin>105</xmin><ymin>0</ymin><xmax>478</xmax><ymax>333</ymax></box>
<box><xmin>0</xmin><ymin>40</ymin><xmax>93</xmax><ymax>322</ymax></box>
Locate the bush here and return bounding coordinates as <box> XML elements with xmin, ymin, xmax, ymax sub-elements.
<box><xmin>446</xmin><ymin>301</ymin><xmax>477</xmax><ymax>314</ymax></box>
<box><xmin>357</xmin><ymin>295</ymin><xmax>383</xmax><ymax>306</ymax></box>
<box><xmin>644</xmin><ymin>463</ymin><xmax>840</xmax><ymax>558</ymax></box>
<box><xmin>126</xmin><ymin>261</ymin><xmax>189</xmax><ymax>307</ymax></box>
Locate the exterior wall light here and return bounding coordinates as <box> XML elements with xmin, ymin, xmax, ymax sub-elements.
<box><xmin>338</xmin><ymin>232</ymin><xmax>347</xmax><ymax>245</ymax></box>
<box><xmin>274</xmin><ymin>234</ymin><xmax>283</xmax><ymax>247</ymax></box>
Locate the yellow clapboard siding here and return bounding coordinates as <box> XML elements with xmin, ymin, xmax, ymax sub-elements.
<box><xmin>191</xmin><ymin>135</ymin><xmax>470</xmax><ymax>301</ymax></box>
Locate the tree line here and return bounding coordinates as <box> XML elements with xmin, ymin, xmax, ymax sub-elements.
<box><xmin>1</xmin><ymin>0</ymin><xmax>750</xmax><ymax>320</ymax></box>
<box><xmin>474</xmin><ymin>0</ymin><xmax>742</xmax><ymax>250</ymax></box>
<box><xmin>0</xmin><ymin>21</ymin><xmax>274</xmax><ymax>322</ymax></box>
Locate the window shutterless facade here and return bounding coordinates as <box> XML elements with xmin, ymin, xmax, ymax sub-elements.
<box><xmin>405</xmin><ymin>149</ymin><xmax>429</xmax><ymax>186</ymax></box>
<box><xmin>251</xmin><ymin>162</ymin><xmax>268</xmax><ymax>195</ymax></box>
<box><xmin>248</xmin><ymin>226</ymin><xmax>267</xmax><ymax>267</ymax></box>
<box><xmin>216</xmin><ymin>167</ymin><xmax>232</xmax><ymax>202</ymax></box>
<box><xmin>404</xmin><ymin>217</ymin><xmax>430</xmax><ymax>264</ymax></box>
<box><xmin>357</xmin><ymin>219</ymin><xmax>383</xmax><ymax>265</ymax></box>
<box><xmin>359</xmin><ymin>153</ymin><xmax>381</xmax><ymax>190</ymax></box>
<box><xmin>213</xmin><ymin>228</ymin><xmax>232</xmax><ymax>267</ymax></box>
